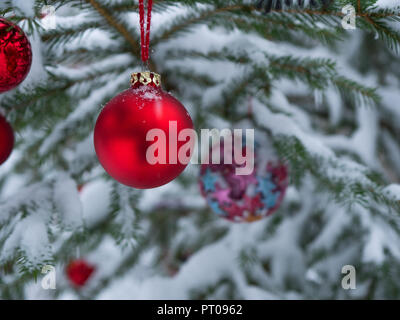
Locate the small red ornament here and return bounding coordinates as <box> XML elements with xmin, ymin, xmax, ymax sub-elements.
<box><xmin>0</xmin><ymin>18</ymin><xmax>32</xmax><ymax>93</ymax></box>
<box><xmin>94</xmin><ymin>72</ymin><xmax>194</xmax><ymax>189</ymax></box>
<box><xmin>0</xmin><ymin>114</ymin><xmax>14</xmax><ymax>165</ymax></box>
<box><xmin>66</xmin><ymin>259</ymin><xmax>95</xmax><ymax>287</ymax></box>
<box><xmin>77</xmin><ymin>183</ymin><xmax>85</xmax><ymax>193</ymax></box>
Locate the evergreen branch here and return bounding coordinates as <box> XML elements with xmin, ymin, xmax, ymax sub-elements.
<box><xmin>267</xmin><ymin>55</ymin><xmax>336</xmax><ymax>88</ymax></box>
<box><xmin>84</xmin><ymin>0</ymin><xmax>140</xmax><ymax>56</ymax></box>
<box><xmin>332</xmin><ymin>76</ymin><xmax>380</xmax><ymax>105</ymax></box>
<box><xmin>1</xmin><ymin>79</ymin><xmax>72</xmax><ymax>114</ymax></box>
<box><xmin>109</xmin><ymin>184</ymin><xmax>142</xmax><ymax>247</ymax></box>
<box><xmin>42</xmin><ymin>22</ymin><xmax>104</xmax><ymax>48</ymax></box>
<box><xmin>84</xmin><ymin>0</ymin><xmax>158</xmax><ymax>72</ymax></box>
<box><xmin>156</xmin><ymin>1</ymin><xmax>337</xmax><ymax>45</ymax></box>
<box><xmin>361</xmin><ymin>15</ymin><xmax>400</xmax><ymax>53</ymax></box>
<box><xmin>48</xmin><ymin>46</ymin><xmax>131</xmax><ymax>65</ymax></box>
<box><xmin>227</xmin><ymin>12</ymin><xmax>343</xmax><ymax>44</ymax></box>
<box><xmin>260</xmin><ymin>130</ymin><xmax>400</xmax><ymax>215</ymax></box>
<box><xmin>96</xmin><ymin>0</ymin><xmax>138</xmax><ymax>12</ymax></box>
<box><xmin>165</xmin><ymin>48</ymin><xmax>378</xmax><ymax>105</ymax></box>
<box><xmin>214</xmin><ymin>68</ymin><xmax>269</xmax><ymax>119</ymax></box>
<box><xmin>152</xmin><ymin>4</ymin><xmax>247</xmax><ymax>44</ymax></box>
<box><xmin>257</xmin><ymin>3</ymin><xmax>400</xmax><ymax>19</ymax></box>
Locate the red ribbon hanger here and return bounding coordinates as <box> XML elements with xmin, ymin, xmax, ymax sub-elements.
<box><xmin>139</xmin><ymin>0</ymin><xmax>153</xmax><ymax>63</ymax></box>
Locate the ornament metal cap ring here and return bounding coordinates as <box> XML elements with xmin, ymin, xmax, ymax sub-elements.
<box><xmin>131</xmin><ymin>71</ymin><xmax>161</xmax><ymax>88</ymax></box>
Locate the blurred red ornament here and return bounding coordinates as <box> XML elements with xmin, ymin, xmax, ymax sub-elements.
<box><xmin>94</xmin><ymin>72</ymin><xmax>194</xmax><ymax>189</ymax></box>
<box><xmin>0</xmin><ymin>114</ymin><xmax>14</xmax><ymax>165</ymax></box>
<box><xmin>0</xmin><ymin>18</ymin><xmax>32</xmax><ymax>93</ymax></box>
<box><xmin>66</xmin><ymin>259</ymin><xmax>95</xmax><ymax>287</ymax></box>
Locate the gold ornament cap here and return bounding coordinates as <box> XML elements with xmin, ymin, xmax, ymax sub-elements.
<box><xmin>131</xmin><ymin>71</ymin><xmax>161</xmax><ymax>88</ymax></box>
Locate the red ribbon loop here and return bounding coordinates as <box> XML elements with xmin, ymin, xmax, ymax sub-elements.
<box><xmin>139</xmin><ymin>0</ymin><xmax>153</xmax><ymax>63</ymax></box>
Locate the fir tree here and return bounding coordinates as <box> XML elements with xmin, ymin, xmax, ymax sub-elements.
<box><xmin>1</xmin><ymin>0</ymin><xmax>400</xmax><ymax>299</ymax></box>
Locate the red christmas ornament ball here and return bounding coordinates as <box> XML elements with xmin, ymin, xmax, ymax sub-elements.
<box><xmin>0</xmin><ymin>18</ymin><xmax>32</xmax><ymax>93</ymax></box>
<box><xmin>0</xmin><ymin>114</ymin><xmax>14</xmax><ymax>165</ymax></box>
<box><xmin>66</xmin><ymin>259</ymin><xmax>96</xmax><ymax>287</ymax></box>
<box><xmin>94</xmin><ymin>72</ymin><xmax>194</xmax><ymax>189</ymax></box>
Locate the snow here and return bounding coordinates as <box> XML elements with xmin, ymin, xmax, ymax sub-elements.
<box><xmin>132</xmin><ymin>85</ymin><xmax>162</xmax><ymax>101</ymax></box>
<box><xmin>39</xmin><ymin>70</ymin><xmax>130</xmax><ymax>155</ymax></box>
<box><xmin>20</xmin><ymin>31</ymin><xmax>47</xmax><ymax>88</ymax></box>
<box><xmin>47</xmin><ymin>54</ymin><xmax>133</xmax><ymax>81</ymax></box>
<box><xmin>19</xmin><ymin>215</ymin><xmax>52</xmax><ymax>266</ymax></box>
<box><xmin>358</xmin><ymin>204</ymin><xmax>400</xmax><ymax>263</ymax></box>
<box><xmin>114</xmin><ymin>184</ymin><xmax>140</xmax><ymax>245</ymax></box>
<box><xmin>53</xmin><ymin>173</ymin><xmax>83</xmax><ymax>229</ymax></box>
<box><xmin>321</xmin><ymin>107</ymin><xmax>379</xmax><ymax>169</ymax></box>
<box><xmin>68</xmin><ymin>134</ymin><xmax>97</xmax><ymax>176</ymax></box>
<box><xmin>98</xmin><ymin>238</ymin><xmax>240</xmax><ymax>299</ymax></box>
<box><xmin>12</xmin><ymin>0</ymin><xmax>35</xmax><ymax>17</ymax></box>
<box><xmin>0</xmin><ymin>182</ymin><xmax>51</xmax><ymax>225</ymax></box>
<box><xmin>383</xmin><ymin>184</ymin><xmax>400</xmax><ymax>201</ymax></box>
<box><xmin>310</xmin><ymin>203</ymin><xmax>351</xmax><ymax>251</ymax></box>
<box><xmin>326</xmin><ymin>87</ymin><xmax>343</xmax><ymax>125</ymax></box>
<box><xmin>139</xmin><ymin>179</ymin><xmax>205</xmax><ymax>212</ymax></box>
<box><xmin>363</xmin><ymin>223</ymin><xmax>386</xmax><ymax>264</ymax></box>
<box><xmin>24</xmin><ymin>280</ymin><xmax>53</xmax><ymax>300</ymax></box>
<box><xmin>376</xmin><ymin>0</ymin><xmax>400</xmax><ymax>8</ymax></box>
<box><xmin>1</xmin><ymin>215</ymin><xmax>52</xmax><ymax>269</ymax></box>
<box><xmin>252</xmin><ymin>95</ymin><xmax>334</xmax><ymax>159</ymax></box>
<box><xmin>80</xmin><ymin>179</ymin><xmax>112</xmax><ymax>228</ymax></box>
<box><xmin>87</xmin><ymin>236</ymin><xmax>130</xmax><ymax>285</ymax></box>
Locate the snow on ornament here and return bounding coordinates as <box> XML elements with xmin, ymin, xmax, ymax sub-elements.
<box><xmin>0</xmin><ymin>18</ymin><xmax>32</xmax><ymax>93</ymax></box>
<box><xmin>199</xmin><ymin>134</ymin><xmax>288</xmax><ymax>222</ymax></box>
